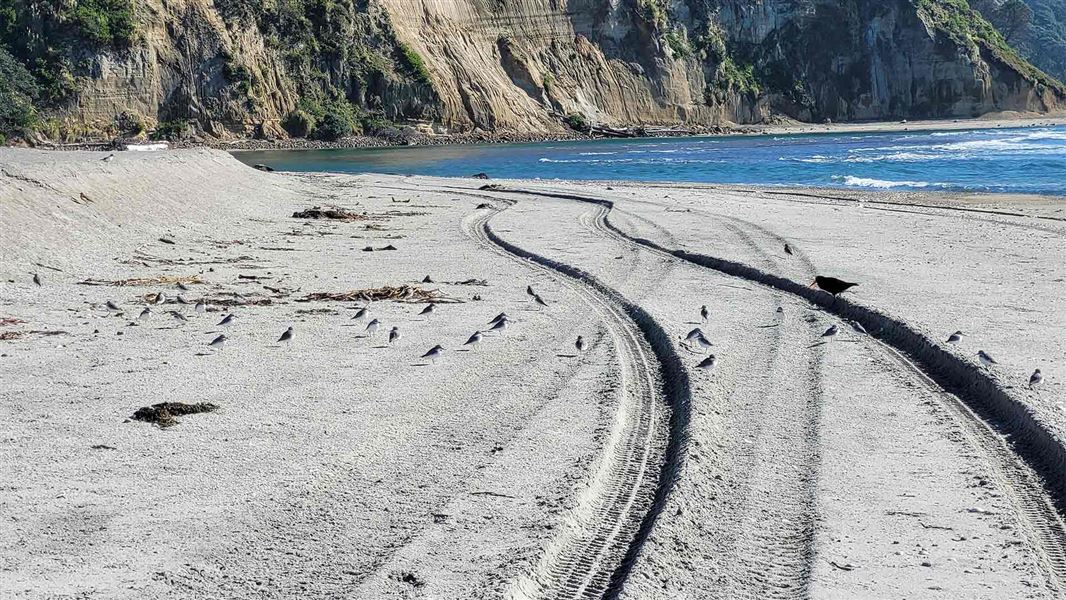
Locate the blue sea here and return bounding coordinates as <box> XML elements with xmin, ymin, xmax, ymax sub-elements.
<box><xmin>234</xmin><ymin>125</ymin><xmax>1066</xmax><ymax>195</ymax></box>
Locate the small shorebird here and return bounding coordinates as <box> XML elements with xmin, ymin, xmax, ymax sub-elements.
<box><xmin>527</xmin><ymin>285</ymin><xmax>536</xmax><ymax>297</ymax></box>
<box><xmin>822</xmin><ymin>324</ymin><xmax>839</xmax><ymax>338</ymax></box>
<box><xmin>488</xmin><ymin>312</ymin><xmax>509</xmax><ymax>325</ymax></box>
<box><xmin>947</xmin><ymin>331</ymin><xmax>963</xmax><ymax>344</ymax></box>
<box><xmin>811</xmin><ymin>276</ymin><xmax>858</xmax><ymax>296</ymax></box>
<box><xmin>681</xmin><ymin>328</ymin><xmax>713</xmax><ymax>350</ymax></box>
<box><xmin>169</xmin><ymin>311</ymin><xmax>188</xmax><ymax>323</ymax></box>
<box><xmin>351</xmin><ymin>306</ymin><xmax>369</xmax><ymax>321</ymax></box>
<box><xmin>138</xmin><ymin>307</ymin><xmax>152</xmax><ymax>322</ymax></box>
<box><xmin>575</xmin><ymin>336</ymin><xmax>585</xmax><ymax>353</ymax></box>
<box><xmin>1029</xmin><ymin>369</ymin><xmax>1043</xmax><ymax>389</ymax></box>
<box><xmin>850</xmin><ymin>320</ymin><xmax>868</xmax><ymax>335</ymax></box>
<box><xmin>422</xmin><ymin>275</ymin><xmax>434</xmax><ymax>283</ymax></box>
<box><xmin>422</xmin><ymin>345</ymin><xmax>445</xmax><ymax>364</ymax></box>
<box><xmin>365</xmin><ymin>318</ymin><xmax>381</xmax><ymax>336</ymax></box>
<box><xmin>532</xmin><ymin>294</ymin><xmax>548</xmax><ymax>308</ymax></box>
<box><xmin>978</xmin><ymin>350</ymin><xmax>997</xmax><ymax>367</ymax></box>
<box><xmin>101</xmin><ymin>153</ymin><xmax>115</xmax><ymax>162</ymax></box>
<box><xmin>217</xmin><ymin>314</ymin><xmax>234</xmax><ymax>327</ymax></box>
<box><xmin>153</xmin><ymin>292</ymin><xmax>166</xmax><ymax>305</ymax></box>
<box><xmin>487</xmin><ymin>317</ymin><xmax>509</xmax><ymax>333</ymax></box>
<box><xmin>278</xmin><ymin>326</ymin><xmax>293</xmax><ymax>344</ymax></box>
<box><xmin>420</xmin><ymin>303</ymin><xmax>436</xmax><ymax>316</ymax></box>
<box><xmin>176</xmin><ymin>281</ymin><xmax>190</xmax><ymax>291</ymax></box>
<box><xmin>776</xmin><ymin>306</ymin><xmax>784</xmax><ymax>314</ymax></box>
<box><xmin>700</xmin><ymin>305</ymin><xmax>709</xmax><ymax>322</ymax></box>
<box><xmin>784</xmin><ymin>243</ymin><xmax>794</xmax><ymax>256</ymax></box>
<box><xmin>209</xmin><ymin>334</ymin><xmax>227</xmax><ymax>350</ymax></box>
<box><xmin>105</xmin><ymin>300</ymin><xmax>122</xmax><ymax>313</ymax></box>
<box><xmin>175</xmin><ymin>295</ymin><xmax>189</xmax><ymax>305</ymax></box>
<box><xmin>389</xmin><ymin>326</ymin><xmax>400</xmax><ymax>344</ymax></box>
<box><xmin>696</xmin><ymin>354</ymin><xmax>717</xmax><ymax>370</ymax></box>
<box><xmin>464</xmin><ymin>331</ymin><xmax>483</xmax><ymax>349</ymax></box>
<box><xmin>195</xmin><ymin>300</ymin><xmax>207</xmax><ymax>314</ymax></box>
<box><xmin>32</xmin><ymin>273</ymin><xmax>41</xmax><ymax>286</ymax></box>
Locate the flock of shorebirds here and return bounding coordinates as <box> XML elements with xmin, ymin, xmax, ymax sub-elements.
<box><xmin>63</xmin><ymin>275</ymin><xmax>579</xmax><ymax>365</ymax></box>
<box><xmin>24</xmin><ymin>267</ymin><xmax>1045</xmax><ymax>389</ymax></box>
<box><xmin>807</xmin><ymin>275</ymin><xmax>1044</xmax><ymax>390</ymax></box>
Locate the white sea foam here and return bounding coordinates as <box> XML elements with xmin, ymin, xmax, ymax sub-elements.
<box><xmin>833</xmin><ymin>175</ymin><xmax>931</xmax><ymax>189</ymax></box>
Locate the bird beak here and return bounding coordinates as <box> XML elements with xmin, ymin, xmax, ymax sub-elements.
<box><xmin>808</xmin><ymin>279</ymin><xmax>817</xmax><ymax>288</ymax></box>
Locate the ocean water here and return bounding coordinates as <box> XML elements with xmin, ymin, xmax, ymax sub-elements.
<box><xmin>234</xmin><ymin>125</ymin><xmax>1066</xmax><ymax>195</ymax></box>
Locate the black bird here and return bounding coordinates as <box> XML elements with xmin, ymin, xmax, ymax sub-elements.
<box><xmin>526</xmin><ymin>285</ymin><xmax>535</xmax><ymax>297</ymax></box>
<box><xmin>810</xmin><ymin>276</ymin><xmax>858</xmax><ymax>296</ymax></box>
<box><xmin>278</xmin><ymin>327</ymin><xmax>294</xmax><ymax>344</ymax></box>
<box><xmin>784</xmin><ymin>243</ymin><xmax>793</xmax><ymax>256</ymax></box>
<box><xmin>32</xmin><ymin>272</ymin><xmax>41</xmax><ymax>286</ymax></box>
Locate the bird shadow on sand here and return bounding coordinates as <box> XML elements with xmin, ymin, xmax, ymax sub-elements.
<box><xmin>717</xmin><ymin>283</ymin><xmax>754</xmax><ymax>292</ymax></box>
<box><xmin>808</xmin><ymin>340</ymin><xmax>861</xmax><ymax>348</ymax></box>
<box><xmin>756</xmin><ymin>323</ymin><xmax>780</xmax><ymax>328</ymax></box>
<box><xmin>557</xmin><ymin>353</ymin><xmax>577</xmax><ymax>358</ymax></box>
<box><xmin>193</xmin><ymin>352</ymin><xmax>211</xmax><ymax>356</ymax></box>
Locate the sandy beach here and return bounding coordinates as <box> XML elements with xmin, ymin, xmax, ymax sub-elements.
<box><xmin>1</xmin><ymin>149</ymin><xmax>1065</xmax><ymax>599</ymax></box>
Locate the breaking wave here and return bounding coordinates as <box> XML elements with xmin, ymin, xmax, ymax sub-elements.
<box><xmin>832</xmin><ymin>175</ymin><xmax>934</xmax><ymax>189</ymax></box>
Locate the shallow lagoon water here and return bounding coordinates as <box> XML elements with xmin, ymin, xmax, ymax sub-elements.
<box><xmin>235</xmin><ymin>125</ymin><xmax>1066</xmax><ymax>195</ymax></box>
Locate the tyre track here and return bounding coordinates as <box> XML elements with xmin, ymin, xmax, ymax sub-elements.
<box><xmin>492</xmin><ymin>186</ymin><xmax>1066</xmax><ymax>592</ymax></box>
<box><xmin>461</xmin><ymin>205</ymin><xmax>691</xmax><ymax>599</ymax></box>
<box><xmin>583</xmin><ymin>201</ymin><xmax>825</xmax><ymax>598</ymax></box>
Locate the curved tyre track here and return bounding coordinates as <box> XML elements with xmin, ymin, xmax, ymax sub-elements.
<box><xmin>461</xmin><ymin>206</ymin><xmax>690</xmax><ymax>599</ymax></box>
<box><xmin>495</xmin><ymin>186</ymin><xmax>1066</xmax><ymax>591</ymax></box>
<box><xmin>586</xmin><ymin>200</ymin><xmax>825</xmax><ymax>597</ymax></box>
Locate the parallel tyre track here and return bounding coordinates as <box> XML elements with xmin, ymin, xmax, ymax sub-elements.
<box><xmin>494</xmin><ymin>186</ymin><xmax>1066</xmax><ymax>592</ymax></box>
<box><xmin>587</xmin><ymin>201</ymin><xmax>825</xmax><ymax>598</ymax></box>
<box><xmin>461</xmin><ymin>205</ymin><xmax>690</xmax><ymax>599</ymax></box>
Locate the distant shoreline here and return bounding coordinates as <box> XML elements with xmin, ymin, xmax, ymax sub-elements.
<box><xmin>21</xmin><ymin>112</ymin><xmax>1066</xmax><ymax>154</ymax></box>
<box><xmin>216</xmin><ymin>112</ymin><xmax>1066</xmax><ymax>152</ymax></box>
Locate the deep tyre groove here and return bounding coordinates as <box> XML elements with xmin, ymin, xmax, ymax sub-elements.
<box><xmin>462</xmin><ymin>207</ymin><xmax>691</xmax><ymax>599</ymax></box>
<box><xmin>498</xmin><ymin>186</ymin><xmax>1066</xmax><ymax>590</ymax></box>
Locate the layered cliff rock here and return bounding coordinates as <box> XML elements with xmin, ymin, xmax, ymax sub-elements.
<box><xmin>1</xmin><ymin>0</ymin><xmax>1063</xmax><ymax>141</ymax></box>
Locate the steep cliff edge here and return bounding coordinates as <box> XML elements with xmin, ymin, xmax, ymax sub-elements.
<box><xmin>1</xmin><ymin>0</ymin><xmax>1063</xmax><ymax>142</ymax></box>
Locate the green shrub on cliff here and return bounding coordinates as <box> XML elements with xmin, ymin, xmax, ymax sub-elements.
<box><xmin>151</xmin><ymin>119</ymin><xmax>190</xmax><ymax>141</ymax></box>
<box><xmin>283</xmin><ymin>109</ymin><xmax>316</xmax><ymax>138</ymax></box>
<box><xmin>0</xmin><ymin>0</ymin><xmax>136</xmax><ymax>115</ymax></box>
<box><xmin>564</xmin><ymin>112</ymin><xmax>589</xmax><ymax>132</ymax></box>
<box><xmin>314</xmin><ymin>102</ymin><xmax>360</xmax><ymax>141</ymax></box>
<box><xmin>398</xmin><ymin>42</ymin><xmax>432</xmax><ymax>84</ymax></box>
<box><xmin>636</xmin><ymin>0</ymin><xmax>667</xmax><ymax>30</ymax></box>
<box><xmin>665</xmin><ymin>30</ymin><xmax>692</xmax><ymax>58</ymax></box>
<box><xmin>915</xmin><ymin>0</ymin><xmax>1064</xmax><ymax>93</ymax></box>
<box><xmin>70</xmin><ymin>0</ymin><xmax>137</xmax><ymax>48</ymax></box>
<box><xmin>0</xmin><ymin>45</ymin><xmax>39</xmax><ymax>136</ymax></box>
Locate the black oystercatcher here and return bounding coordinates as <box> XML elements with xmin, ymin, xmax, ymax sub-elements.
<box><xmin>810</xmin><ymin>276</ymin><xmax>858</xmax><ymax>296</ymax></box>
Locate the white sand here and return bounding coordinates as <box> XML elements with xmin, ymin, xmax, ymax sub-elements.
<box><xmin>1</xmin><ymin>149</ymin><xmax>1064</xmax><ymax>599</ymax></box>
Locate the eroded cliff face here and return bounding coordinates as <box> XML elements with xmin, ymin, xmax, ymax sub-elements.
<box><xmin>386</xmin><ymin>0</ymin><xmax>1064</xmax><ymax>132</ymax></box>
<box><xmin>12</xmin><ymin>0</ymin><xmax>1066</xmax><ymax>140</ymax></box>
